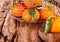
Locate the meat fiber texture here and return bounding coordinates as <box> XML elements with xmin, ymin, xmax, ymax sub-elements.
<box><xmin>17</xmin><ymin>23</ymin><xmax>41</xmax><ymax>42</ymax></box>
<box><xmin>0</xmin><ymin>0</ymin><xmax>16</xmax><ymax>42</ymax></box>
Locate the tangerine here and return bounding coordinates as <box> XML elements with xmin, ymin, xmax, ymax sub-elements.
<box><xmin>10</xmin><ymin>2</ymin><xmax>25</xmax><ymax>17</ymax></box>
<box><xmin>23</xmin><ymin>0</ymin><xmax>35</xmax><ymax>8</ymax></box>
<box><xmin>39</xmin><ymin>6</ymin><xmax>55</xmax><ymax>20</ymax></box>
<box><xmin>22</xmin><ymin>9</ymin><xmax>40</xmax><ymax>23</ymax></box>
<box><xmin>50</xmin><ymin>17</ymin><xmax>60</xmax><ymax>32</ymax></box>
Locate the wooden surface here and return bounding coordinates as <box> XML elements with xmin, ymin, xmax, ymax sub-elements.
<box><xmin>0</xmin><ymin>0</ymin><xmax>60</xmax><ymax>42</ymax></box>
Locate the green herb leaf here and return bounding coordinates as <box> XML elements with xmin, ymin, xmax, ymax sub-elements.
<box><xmin>44</xmin><ymin>16</ymin><xmax>53</xmax><ymax>35</ymax></box>
<box><xmin>28</xmin><ymin>7</ymin><xmax>36</xmax><ymax>21</ymax></box>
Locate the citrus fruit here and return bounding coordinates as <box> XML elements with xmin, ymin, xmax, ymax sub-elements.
<box><xmin>10</xmin><ymin>2</ymin><xmax>25</xmax><ymax>17</ymax></box>
<box><xmin>23</xmin><ymin>0</ymin><xmax>35</xmax><ymax>8</ymax></box>
<box><xmin>35</xmin><ymin>0</ymin><xmax>42</xmax><ymax>6</ymax></box>
<box><xmin>22</xmin><ymin>9</ymin><xmax>40</xmax><ymax>23</ymax></box>
<box><xmin>50</xmin><ymin>17</ymin><xmax>60</xmax><ymax>32</ymax></box>
<box><xmin>39</xmin><ymin>6</ymin><xmax>55</xmax><ymax>20</ymax></box>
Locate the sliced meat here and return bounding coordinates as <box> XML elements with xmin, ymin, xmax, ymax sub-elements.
<box><xmin>17</xmin><ymin>23</ymin><xmax>41</xmax><ymax>42</ymax></box>
<box><xmin>30</xmin><ymin>24</ymin><xmax>41</xmax><ymax>42</ymax></box>
<box><xmin>17</xmin><ymin>22</ymin><xmax>31</xmax><ymax>42</ymax></box>
<box><xmin>0</xmin><ymin>37</ymin><xmax>4</xmax><ymax>42</ymax></box>
<box><xmin>2</xmin><ymin>13</ymin><xmax>16</xmax><ymax>42</ymax></box>
<box><xmin>38</xmin><ymin>28</ymin><xmax>54</xmax><ymax>42</ymax></box>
